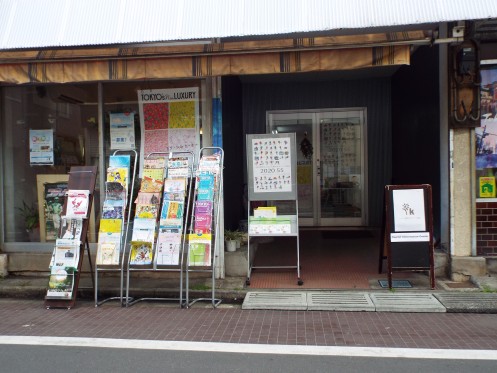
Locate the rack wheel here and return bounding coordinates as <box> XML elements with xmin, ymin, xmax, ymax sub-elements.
<box><xmin>297</xmin><ymin>279</ymin><xmax>304</xmax><ymax>286</ymax></box>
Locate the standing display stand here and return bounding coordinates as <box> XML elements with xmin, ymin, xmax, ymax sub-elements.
<box><xmin>95</xmin><ymin>150</ymin><xmax>137</xmax><ymax>307</ymax></box>
<box><xmin>125</xmin><ymin>152</ymin><xmax>194</xmax><ymax>307</ymax></box>
<box><xmin>382</xmin><ymin>184</ymin><xmax>435</xmax><ymax>289</ymax></box>
<box><xmin>185</xmin><ymin>147</ymin><xmax>224</xmax><ymax>308</ymax></box>
<box><xmin>245</xmin><ymin>133</ymin><xmax>303</xmax><ymax>286</ymax></box>
<box><xmin>45</xmin><ymin>166</ymin><xmax>97</xmax><ymax>309</ymax></box>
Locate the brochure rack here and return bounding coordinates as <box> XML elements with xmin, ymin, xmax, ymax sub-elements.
<box><xmin>125</xmin><ymin>151</ymin><xmax>195</xmax><ymax>307</ymax></box>
<box><xmin>185</xmin><ymin>147</ymin><xmax>224</xmax><ymax>308</ymax></box>
<box><xmin>245</xmin><ymin>133</ymin><xmax>303</xmax><ymax>286</ymax></box>
<box><xmin>95</xmin><ymin>149</ymin><xmax>138</xmax><ymax>307</ymax></box>
<box><xmin>45</xmin><ymin>166</ymin><xmax>97</xmax><ymax>309</ymax></box>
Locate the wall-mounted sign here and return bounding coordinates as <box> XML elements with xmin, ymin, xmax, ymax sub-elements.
<box><xmin>479</xmin><ymin>176</ymin><xmax>496</xmax><ymax>198</ymax></box>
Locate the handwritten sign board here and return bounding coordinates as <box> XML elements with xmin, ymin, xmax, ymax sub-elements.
<box><xmin>246</xmin><ymin>133</ymin><xmax>297</xmax><ymax>201</ymax></box>
<box><xmin>384</xmin><ymin>184</ymin><xmax>435</xmax><ymax>289</ymax></box>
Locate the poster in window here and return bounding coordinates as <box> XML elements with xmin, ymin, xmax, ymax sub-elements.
<box><xmin>29</xmin><ymin>129</ymin><xmax>54</xmax><ymax>166</ymax></box>
<box><xmin>110</xmin><ymin>112</ymin><xmax>135</xmax><ymax>150</ymax></box>
<box><xmin>137</xmin><ymin>87</ymin><xmax>200</xmax><ymax>176</ymax></box>
<box><xmin>476</xmin><ymin>65</ymin><xmax>497</xmax><ymax>169</ymax></box>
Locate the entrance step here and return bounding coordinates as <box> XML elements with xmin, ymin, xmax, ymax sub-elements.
<box><xmin>369</xmin><ymin>293</ymin><xmax>446</xmax><ymax>313</ymax></box>
<box><xmin>307</xmin><ymin>292</ymin><xmax>375</xmax><ymax>312</ymax></box>
<box><xmin>433</xmin><ymin>293</ymin><xmax>497</xmax><ymax>313</ymax></box>
<box><xmin>242</xmin><ymin>291</ymin><xmax>307</xmax><ymax>310</ymax></box>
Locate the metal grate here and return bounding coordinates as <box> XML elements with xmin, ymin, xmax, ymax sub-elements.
<box><xmin>369</xmin><ymin>293</ymin><xmax>446</xmax><ymax>312</ymax></box>
<box><xmin>307</xmin><ymin>292</ymin><xmax>375</xmax><ymax>311</ymax></box>
<box><xmin>378</xmin><ymin>280</ymin><xmax>412</xmax><ymax>288</ymax></box>
<box><xmin>433</xmin><ymin>293</ymin><xmax>497</xmax><ymax>313</ymax></box>
<box><xmin>242</xmin><ymin>291</ymin><xmax>307</xmax><ymax>310</ymax></box>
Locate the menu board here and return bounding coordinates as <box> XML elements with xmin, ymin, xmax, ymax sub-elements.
<box><xmin>246</xmin><ymin>133</ymin><xmax>297</xmax><ymax>201</ymax></box>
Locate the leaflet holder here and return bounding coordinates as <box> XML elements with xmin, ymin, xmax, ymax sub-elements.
<box><xmin>45</xmin><ymin>166</ymin><xmax>97</xmax><ymax>309</ymax></box>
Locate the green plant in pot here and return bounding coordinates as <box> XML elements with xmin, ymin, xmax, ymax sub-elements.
<box><xmin>17</xmin><ymin>201</ymin><xmax>40</xmax><ymax>233</ymax></box>
<box><xmin>224</xmin><ymin>229</ymin><xmax>240</xmax><ymax>252</ymax></box>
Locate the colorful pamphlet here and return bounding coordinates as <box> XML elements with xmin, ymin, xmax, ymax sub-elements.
<box><xmin>49</xmin><ymin>239</ymin><xmax>80</xmax><ymax>269</ymax></box>
<box><xmin>129</xmin><ymin>241</ymin><xmax>153</xmax><ymax>265</ymax></box>
<box><xmin>194</xmin><ymin>214</ymin><xmax>212</xmax><ymax>234</ymax></box>
<box><xmin>58</xmin><ymin>217</ymin><xmax>83</xmax><ymax>240</ymax></box>
<box><xmin>131</xmin><ymin>218</ymin><xmax>156</xmax><ymax>243</ymax></box>
<box><xmin>65</xmin><ymin>189</ymin><xmax>90</xmax><ymax>218</ymax></box>
<box><xmin>47</xmin><ymin>267</ymin><xmax>75</xmax><ymax>299</ymax></box>
<box><xmin>102</xmin><ymin>199</ymin><xmax>124</xmax><ymax>219</ymax></box>
<box><xmin>97</xmin><ymin>231</ymin><xmax>122</xmax><ymax>264</ymax></box>
<box><xmin>99</xmin><ymin>218</ymin><xmax>122</xmax><ymax>233</ymax></box>
<box><xmin>135</xmin><ymin>204</ymin><xmax>159</xmax><ymax>219</ymax></box>
<box><xmin>188</xmin><ymin>234</ymin><xmax>211</xmax><ymax>266</ymax></box>
<box><xmin>156</xmin><ymin>229</ymin><xmax>182</xmax><ymax>266</ymax></box>
<box><xmin>140</xmin><ymin>176</ymin><xmax>163</xmax><ymax>192</ymax></box>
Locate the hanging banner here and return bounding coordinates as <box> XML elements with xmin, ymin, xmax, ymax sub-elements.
<box><xmin>29</xmin><ymin>129</ymin><xmax>54</xmax><ymax>166</ymax></box>
<box><xmin>137</xmin><ymin>87</ymin><xmax>199</xmax><ymax>176</ymax></box>
<box><xmin>110</xmin><ymin>112</ymin><xmax>135</xmax><ymax>150</ymax></box>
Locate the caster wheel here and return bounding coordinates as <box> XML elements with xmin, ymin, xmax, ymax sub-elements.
<box><xmin>297</xmin><ymin>279</ymin><xmax>304</xmax><ymax>286</ymax></box>
<box><xmin>246</xmin><ymin>279</ymin><xmax>251</xmax><ymax>286</ymax></box>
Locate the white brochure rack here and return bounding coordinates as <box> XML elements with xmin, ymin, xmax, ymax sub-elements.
<box><xmin>185</xmin><ymin>147</ymin><xmax>224</xmax><ymax>308</ymax></box>
<box><xmin>245</xmin><ymin>133</ymin><xmax>303</xmax><ymax>286</ymax></box>
<box><xmin>95</xmin><ymin>149</ymin><xmax>138</xmax><ymax>307</ymax></box>
<box><xmin>125</xmin><ymin>151</ymin><xmax>194</xmax><ymax>307</ymax></box>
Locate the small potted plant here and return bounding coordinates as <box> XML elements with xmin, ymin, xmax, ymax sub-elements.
<box><xmin>17</xmin><ymin>201</ymin><xmax>40</xmax><ymax>241</ymax></box>
<box><xmin>224</xmin><ymin>229</ymin><xmax>239</xmax><ymax>252</ymax></box>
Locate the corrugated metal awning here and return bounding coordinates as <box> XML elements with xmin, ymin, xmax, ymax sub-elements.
<box><xmin>0</xmin><ymin>0</ymin><xmax>496</xmax><ymax>50</ymax></box>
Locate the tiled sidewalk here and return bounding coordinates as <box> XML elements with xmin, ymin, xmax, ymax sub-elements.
<box><xmin>0</xmin><ymin>299</ymin><xmax>496</xmax><ymax>350</ymax></box>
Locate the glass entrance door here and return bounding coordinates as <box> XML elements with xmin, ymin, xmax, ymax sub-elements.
<box><xmin>267</xmin><ymin>109</ymin><xmax>367</xmax><ymax>227</ymax></box>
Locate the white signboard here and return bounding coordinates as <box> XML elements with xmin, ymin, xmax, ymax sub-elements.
<box><xmin>392</xmin><ymin>189</ymin><xmax>426</xmax><ymax>232</ymax></box>
<box><xmin>251</xmin><ymin>137</ymin><xmax>292</xmax><ymax>193</ymax></box>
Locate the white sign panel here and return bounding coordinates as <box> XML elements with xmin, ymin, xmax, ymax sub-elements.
<box><xmin>391</xmin><ymin>232</ymin><xmax>430</xmax><ymax>242</ymax></box>
<box><xmin>251</xmin><ymin>137</ymin><xmax>292</xmax><ymax>193</ymax></box>
<box><xmin>392</xmin><ymin>189</ymin><xmax>426</xmax><ymax>232</ymax></box>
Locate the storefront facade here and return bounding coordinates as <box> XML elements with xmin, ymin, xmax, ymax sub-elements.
<box><xmin>1</xmin><ymin>0</ymin><xmax>497</xmax><ymax>283</ymax></box>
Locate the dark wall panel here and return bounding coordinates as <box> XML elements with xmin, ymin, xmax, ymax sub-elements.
<box><xmin>392</xmin><ymin>46</ymin><xmax>440</xmax><ymax>238</ymax></box>
<box><xmin>240</xmin><ymin>77</ymin><xmax>392</xmax><ymax>227</ymax></box>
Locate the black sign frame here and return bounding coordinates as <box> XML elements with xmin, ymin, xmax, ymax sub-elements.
<box><xmin>382</xmin><ymin>184</ymin><xmax>435</xmax><ymax>289</ymax></box>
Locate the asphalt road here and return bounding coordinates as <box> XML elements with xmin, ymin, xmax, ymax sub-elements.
<box><xmin>0</xmin><ymin>341</ymin><xmax>496</xmax><ymax>373</ymax></box>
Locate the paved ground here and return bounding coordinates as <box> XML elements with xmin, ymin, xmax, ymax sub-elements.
<box><xmin>0</xmin><ymin>298</ymin><xmax>496</xmax><ymax>350</ymax></box>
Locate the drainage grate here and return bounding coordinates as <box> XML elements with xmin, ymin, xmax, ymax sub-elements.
<box><xmin>369</xmin><ymin>293</ymin><xmax>446</xmax><ymax>312</ymax></box>
<box><xmin>307</xmin><ymin>292</ymin><xmax>375</xmax><ymax>311</ymax></box>
<box><xmin>378</xmin><ymin>280</ymin><xmax>412</xmax><ymax>288</ymax></box>
<box><xmin>242</xmin><ymin>291</ymin><xmax>307</xmax><ymax>310</ymax></box>
<box><xmin>433</xmin><ymin>293</ymin><xmax>497</xmax><ymax>313</ymax></box>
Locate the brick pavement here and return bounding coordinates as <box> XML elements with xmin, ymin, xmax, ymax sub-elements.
<box><xmin>0</xmin><ymin>299</ymin><xmax>496</xmax><ymax>350</ymax></box>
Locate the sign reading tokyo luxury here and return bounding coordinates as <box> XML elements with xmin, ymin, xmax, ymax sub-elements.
<box><xmin>246</xmin><ymin>133</ymin><xmax>297</xmax><ymax>201</ymax></box>
<box><xmin>137</xmin><ymin>87</ymin><xmax>199</xmax><ymax>176</ymax></box>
